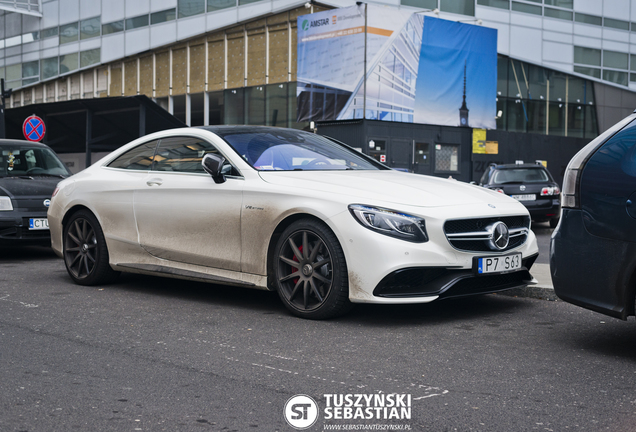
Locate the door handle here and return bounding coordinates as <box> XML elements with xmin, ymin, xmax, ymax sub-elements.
<box><xmin>146</xmin><ymin>179</ymin><xmax>163</xmax><ymax>186</ymax></box>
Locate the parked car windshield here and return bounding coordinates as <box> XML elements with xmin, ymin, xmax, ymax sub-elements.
<box><xmin>492</xmin><ymin>168</ymin><xmax>549</xmax><ymax>184</ymax></box>
<box><xmin>216</xmin><ymin>129</ymin><xmax>385</xmax><ymax>171</ymax></box>
<box><xmin>1</xmin><ymin>145</ymin><xmax>70</xmax><ymax>178</ymax></box>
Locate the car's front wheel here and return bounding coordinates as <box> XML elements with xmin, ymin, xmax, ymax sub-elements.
<box><xmin>63</xmin><ymin>210</ymin><xmax>119</xmax><ymax>285</ymax></box>
<box><xmin>274</xmin><ymin>219</ymin><xmax>352</xmax><ymax>319</ymax></box>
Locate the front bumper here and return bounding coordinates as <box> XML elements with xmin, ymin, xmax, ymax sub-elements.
<box><xmin>551</xmin><ymin>208</ymin><xmax>636</xmax><ymax>320</ymax></box>
<box><xmin>374</xmin><ymin>254</ymin><xmax>537</xmax><ymax>299</ymax></box>
<box><xmin>0</xmin><ymin>211</ymin><xmax>51</xmax><ymax>245</ymax></box>
<box><xmin>328</xmin><ymin>202</ymin><xmax>540</xmax><ymax>304</ymax></box>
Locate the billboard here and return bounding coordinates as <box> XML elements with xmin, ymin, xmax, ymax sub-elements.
<box><xmin>297</xmin><ymin>9</ymin><xmax>498</xmax><ymax>129</ymax></box>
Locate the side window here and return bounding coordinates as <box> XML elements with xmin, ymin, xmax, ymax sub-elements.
<box><xmin>152</xmin><ymin>137</ymin><xmax>223</xmax><ymax>173</ymax></box>
<box><xmin>108</xmin><ymin>140</ymin><xmax>159</xmax><ymax>170</ymax></box>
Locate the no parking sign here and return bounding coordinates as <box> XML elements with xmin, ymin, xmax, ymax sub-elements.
<box><xmin>22</xmin><ymin>115</ymin><xmax>46</xmax><ymax>142</ymax></box>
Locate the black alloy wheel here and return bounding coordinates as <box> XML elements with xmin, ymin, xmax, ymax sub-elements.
<box><xmin>274</xmin><ymin>219</ymin><xmax>352</xmax><ymax>319</ymax></box>
<box><xmin>63</xmin><ymin>210</ymin><xmax>119</xmax><ymax>285</ymax></box>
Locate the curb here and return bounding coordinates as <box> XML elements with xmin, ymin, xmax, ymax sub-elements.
<box><xmin>498</xmin><ymin>284</ymin><xmax>559</xmax><ymax>301</ymax></box>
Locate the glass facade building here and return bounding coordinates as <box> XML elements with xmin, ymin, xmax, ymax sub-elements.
<box><xmin>0</xmin><ymin>0</ymin><xmax>634</xmax><ymax>140</ymax></box>
<box><xmin>497</xmin><ymin>56</ymin><xmax>598</xmax><ymax>138</ymax></box>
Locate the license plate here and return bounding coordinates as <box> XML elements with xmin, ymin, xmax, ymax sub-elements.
<box><xmin>476</xmin><ymin>253</ymin><xmax>522</xmax><ymax>274</ymax></box>
<box><xmin>511</xmin><ymin>194</ymin><xmax>536</xmax><ymax>201</ymax></box>
<box><xmin>29</xmin><ymin>218</ymin><xmax>49</xmax><ymax>230</ymax></box>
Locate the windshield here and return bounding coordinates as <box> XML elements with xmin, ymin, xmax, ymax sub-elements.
<box><xmin>492</xmin><ymin>168</ymin><xmax>550</xmax><ymax>184</ymax></box>
<box><xmin>216</xmin><ymin>129</ymin><xmax>384</xmax><ymax>171</ymax></box>
<box><xmin>1</xmin><ymin>146</ymin><xmax>71</xmax><ymax>178</ymax></box>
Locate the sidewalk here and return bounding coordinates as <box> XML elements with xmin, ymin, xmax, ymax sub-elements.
<box><xmin>500</xmin><ymin>263</ymin><xmax>559</xmax><ymax>301</ymax></box>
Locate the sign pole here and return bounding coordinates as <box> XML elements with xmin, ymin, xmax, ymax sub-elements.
<box><xmin>0</xmin><ymin>78</ymin><xmax>12</xmax><ymax>139</ymax></box>
<box><xmin>363</xmin><ymin>2</ymin><xmax>367</xmax><ymax>121</ymax></box>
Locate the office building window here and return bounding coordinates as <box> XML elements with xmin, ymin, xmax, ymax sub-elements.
<box><xmin>574</xmin><ymin>46</ymin><xmax>601</xmax><ymax>66</ymax></box>
<box><xmin>401</xmin><ymin>0</ymin><xmax>437</xmax><ymax>8</ymax></box>
<box><xmin>573</xmin><ymin>66</ymin><xmax>601</xmax><ymax>79</ymax></box>
<box><xmin>59</xmin><ymin>22</ymin><xmax>79</xmax><ymax>44</ymax></box>
<box><xmin>41</xmin><ymin>27</ymin><xmax>58</xmax><ymax>39</ymax></box>
<box><xmin>102</xmin><ymin>20</ymin><xmax>124</xmax><ymax>35</ymax></box>
<box><xmin>440</xmin><ymin>0</ymin><xmax>475</xmax><ymax>16</ymax></box>
<box><xmin>178</xmin><ymin>0</ymin><xmax>205</xmax><ymax>18</ymax></box>
<box><xmin>41</xmin><ymin>57</ymin><xmax>58</xmax><ymax>80</ymax></box>
<box><xmin>151</xmin><ymin>9</ymin><xmax>176</xmax><ymax>24</ymax></box>
<box><xmin>511</xmin><ymin>2</ymin><xmax>541</xmax><ymax>15</ymax></box>
<box><xmin>208</xmin><ymin>0</ymin><xmax>236</xmax><ymax>11</ymax></box>
<box><xmin>603</xmin><ymin>70</ymin><xmax>628</xmax><ymax>86</ymax></box>
<box><xmin>80</xmin><ymin>16</ymin><xmax>100</xmax><ymax>40</ymax></box>
<box><xmin>604</xmin><ymin>17</ymin><xmax>629</xmax><ymax>31</ymax></box>
<box><xmin>80</xmin><ymin>48</ymin><xmax>100</xmax><ymax>68</ymax></box>
<box><xmin>126</xmin><ymin>15</ymin><xmax>149</xmax><ymax>30</ymax></box>
<box><xmin>22</xmin><ymin>60</ymin><xmax>38</xmax><ymax>79</ymax></box>
<box><xmin>477</xmin><ymin>0</ymin><xmax>509</xmax><ymax>10</ymax></box>
<box><xmin>544</xmin><ymin>0</ymin><xmax>572</xmax><ymax>8</ymax></box>
<box><xmin>603</xmin><ymin>50</ymin><xmax>628</xmax><ymax>70</ymax></box>
<box><xmin>575</xmin><ymin>13</ymin><xmax>602</xmax><ymax>26</ymax></box>
<box><xmin>544</xmin><ymin>8</ymin><xmax>572</xmax><ymax>21</ymax></box>
<box><xmin>60</xmin><ymin>53</ymin><xmax>79</xmax><ymax>74</ymax></box>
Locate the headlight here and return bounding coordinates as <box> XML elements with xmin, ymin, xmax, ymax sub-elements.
<box><xmin>0</xmin><ymin>196</ymin><xmax>13</xmax><ymax>211</ymax></box>
<box><xmin>348</xmin><ymin>204</ymin><xmax>428</xmax><ymax>243</ymax></box>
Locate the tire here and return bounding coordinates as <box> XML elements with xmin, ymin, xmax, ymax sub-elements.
<box><xmin>549</xmin><ymin>218</ymin><xmax>559</xmax><ymax>229</ymax></box>
<box><xmin>63</xmin><ymin>210</ymin><xmax>119</xmax><ymax>286</ymax></box>
<box><xmin>273</xmin><ymin>219</ymin><xmax>352</xmax><ymax>319</ymax></box>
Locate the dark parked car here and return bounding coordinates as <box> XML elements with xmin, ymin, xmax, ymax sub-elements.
<box><xmin>551</xmin><ymin>111</ymin><xmax>636</xmax><ymax>320</ymax></box>
<box><xmin>0</xmin><ymin>139</ymin><xmax>70</xmax><ymax>245</ymax></box>
<box><xmin>478</xmin><ymin>163</ymin><xmax>561</xmax><ymax>227</ymax></box>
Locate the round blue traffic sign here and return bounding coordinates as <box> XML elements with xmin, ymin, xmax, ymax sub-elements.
<box><xmin>23</xmin><ymin>115</ymin><xmax>46</xmax><ymax>142</ymax></box>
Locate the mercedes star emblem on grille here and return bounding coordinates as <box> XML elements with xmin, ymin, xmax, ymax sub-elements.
<box><xmin>488</xmin><ymin>221</ymin><xmax>510</xmax><ymax>250</ymax></box>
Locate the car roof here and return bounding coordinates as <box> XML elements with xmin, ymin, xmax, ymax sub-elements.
<box><xmin>198</xmin><ymin>125</ymin><xmax>309</xmax><ymax>135</ymax></box>
<box><xmin>0</xmin><ymin>139</ymin><xmax>53</xmax><ymax>149</ymax></box>
<box><xmin>490</xmin><ymin>163</ymin><xmax>548</xmax><ymax>170</ymax></box>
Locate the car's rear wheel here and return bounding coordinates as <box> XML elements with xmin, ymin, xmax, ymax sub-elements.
<box><xmin>63</xmin><ymin>210</ymin><xmax>119</xmax><ymax>285</ymax></box>
<box><xmin>274</xmin><ymin>219</ymin><xmax>352</xmax><ymax>319</ymax></box>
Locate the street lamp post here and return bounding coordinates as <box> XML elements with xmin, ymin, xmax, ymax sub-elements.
<box><xmin>0</xmin><ymin>79</ymin><xmax>13</xmax><ymax>139</ymax></box>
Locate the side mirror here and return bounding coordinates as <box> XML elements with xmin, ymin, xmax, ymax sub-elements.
<box><xmin>202</xmin><ymin>153</ymin><xmax>226</xmax><ymax>184</ymax></box>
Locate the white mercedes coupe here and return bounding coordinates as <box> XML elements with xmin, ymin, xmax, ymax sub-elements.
<box><xmin>48</xmin><ymin>126</ymin><xmax>538</xmax><ymax>319</ymax></box>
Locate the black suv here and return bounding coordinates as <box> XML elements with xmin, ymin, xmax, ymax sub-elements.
<box><xmin>0</xmin><ymin>139</ymin><xmax>71</xmax><ymax>245</ymax></box>
<box><xmin>551</xmin><ymin>111</ymin><xmax>636</xmax><ymax>321</ymax></box>
<box><xmin>478</xmin><ymin>163</ymin><xmax>561</xmax><ymax>227</ymax></box>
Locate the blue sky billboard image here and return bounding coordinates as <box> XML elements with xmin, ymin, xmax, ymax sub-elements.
<box><xmin>296</xmin><ymin>9</ymin><xmax>498</xmax><ymax>129</ymax></box>
<box><xmin>414</xmin><ymin>17</ymin><xmax>498</xmax><ymax>129</ymax></box>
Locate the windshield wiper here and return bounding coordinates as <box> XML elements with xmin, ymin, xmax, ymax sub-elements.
<box><xmin>32</xmin><ymin>174</ymin><xmax>66</xmax><ymax>178</ymax></box>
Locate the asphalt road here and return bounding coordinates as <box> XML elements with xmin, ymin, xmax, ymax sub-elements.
<box><xmin>3</xmin><ymin>232</ymin><xmax>635</xmax><ymax>432</ymax></box>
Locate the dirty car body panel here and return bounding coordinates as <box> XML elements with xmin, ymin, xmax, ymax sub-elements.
<box><xmin>49</xmin><ymin>126</ymin><xmax>538</xmax><ymax>319</ymax></box>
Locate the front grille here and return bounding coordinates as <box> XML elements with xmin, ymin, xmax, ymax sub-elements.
<box><xmin>443</xmin><ymin>215</ymin><xmax>530</xmax><ymax>252</ymax></box>
<box><xmin>373</xmin><ymin>256</ymin><xmax>536</xmax><ymax>298</ymax></box>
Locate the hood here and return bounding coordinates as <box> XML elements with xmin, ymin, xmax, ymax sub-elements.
<box><xmin>0</xmin><ymin>176</ymin><xmax>62</xmax><ymax>198</ymax></box>
<box><xmin>258</xmin><ymin>170</ymin><xmax>518</xmax><ymax>208</ymax></box>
